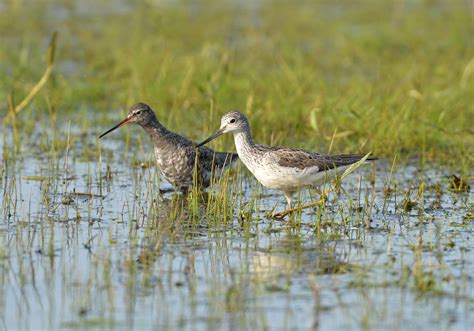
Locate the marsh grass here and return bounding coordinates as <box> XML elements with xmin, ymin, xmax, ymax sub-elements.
<box><xmin>0</xmin><ymin>1</ymin><xmax>473</xmax><ymax>330</ymax></box>
<box><xmin>0</xmin><ymin>0</ymin><xmax>472</xmax><ymax>168</ymax></box>
<box><xmin>1</xmin><ymin>140</ymin><xmax>472</xmax><ymax>329</ymax></box>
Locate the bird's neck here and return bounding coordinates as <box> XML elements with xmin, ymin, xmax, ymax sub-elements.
<box><xmin>142</xmin><ymin>120</ymin><xmax>170</xmax><ymax>143</ymax></box>
<box><xmin>233</xmin><ymin>128</ymin><xmax>254</xmax><ymax>156</ymax></box>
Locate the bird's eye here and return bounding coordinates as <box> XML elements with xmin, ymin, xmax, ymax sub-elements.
<box><xmin>135</xmin><ymin>110</ymin><xmax>141</xmax><ymax>115</ymax></box>
<box><xmin>229</xmin><ymin>118</ymin><xmax>236</xmax><ymax>124</ymax></box>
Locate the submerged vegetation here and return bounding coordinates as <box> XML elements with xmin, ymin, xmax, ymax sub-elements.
<box><xmin>0</xmin><ymin>0</ymin><xmax>472</xmax><ymax>330</ymax></box>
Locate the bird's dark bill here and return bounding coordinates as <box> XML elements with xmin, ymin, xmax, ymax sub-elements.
<box><xmin>195</xmin><ymin>128</ymin><xmax>225</xmax><ymax>148</ymax></box>
<box><xmin>99</xmin><ymin>117</ymin><xmax>132</xmax><ymax>138</ymax></box>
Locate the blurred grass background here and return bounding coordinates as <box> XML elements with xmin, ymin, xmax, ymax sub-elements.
<box><xmin>0</xmin><ymin>0</ymin><xmax>472</xmax><ymax>168</ymax></box>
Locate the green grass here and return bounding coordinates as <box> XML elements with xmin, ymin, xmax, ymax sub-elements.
<box><xmin>0</xmin><ymin>0</ymin><xmax>472</xmax><ymax>169</ymax></box>
<box><xmin>0</xmin><ymin>3</ymin><xmax>472</xmax><ymax>329</ymax></box>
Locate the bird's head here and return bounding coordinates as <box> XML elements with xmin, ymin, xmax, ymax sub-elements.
<box><xmin>99</xmin><ymin>103</ymin><xmax>157</xmax><ymax>138</ymax></box>
<box><xmin>195</xmin><ymin>111</ymin><xmax>249</xmax><ymax>147</ymax></box>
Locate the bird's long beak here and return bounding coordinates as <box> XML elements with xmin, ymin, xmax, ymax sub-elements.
<box><xmin>99</xmin><ymin>117</ymin><xmax>132</xmax><ymax>139</ymax></box>
<box><xmin>195</xmin><ymin>127</ymin><xmax>225</xmax><ymax>148</ymax></box>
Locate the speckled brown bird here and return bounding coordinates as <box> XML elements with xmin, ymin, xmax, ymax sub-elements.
<box><xmin>99</xmin><ymin>103</ymin><xmax>238</xmax><ymax>192</ymax></box>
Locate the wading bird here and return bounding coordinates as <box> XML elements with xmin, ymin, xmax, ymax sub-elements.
<box><xmin>196</xmin><ymin>111</ymin><xmax>376</xmax><ymax>216</ymax></box>
<box><xmin>99</xmin><ymin>103</ymin><xmax>238</xmax><ymax>192</ymax></box>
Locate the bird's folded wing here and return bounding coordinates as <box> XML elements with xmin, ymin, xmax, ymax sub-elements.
<box><xmin>275</xmin><ymin>149</ymin><xmax>372</xmax><ymax>172</ymax></box>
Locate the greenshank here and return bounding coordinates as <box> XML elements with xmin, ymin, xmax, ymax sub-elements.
<box><xmin>99</xmin><ymin>103</ymin><xmax>238</xmax><ymax>192</ymax></box>
<box><xmin>196</xmin><ymin>111</ymin><xmax>376</xmax><ymax>214</ymax></box>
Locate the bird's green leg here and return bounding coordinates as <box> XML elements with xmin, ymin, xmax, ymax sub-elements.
<box><xmin>270</xmin><ymin>191</ymin><xmax>295</xmax><ymax>219</ymax></box>
<box><xmin>270</xmin><ymin>191</ymin><xmax>326</xmax><ymax>219</ymax></box>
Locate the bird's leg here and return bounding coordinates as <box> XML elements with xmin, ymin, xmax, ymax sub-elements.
<box><xmin>284</xmin><ymin>191</ymin><xmax>293</xmax><ymax>209</ymax></box>
<box><xmin>270</xmin><ymin>191</ymin><xmax>326</xmax><ymax>219</ymax></box>
<box><xmin>269</xmin><ymin>191</ymin><xmax>295</xmax><ymax>219</ymax></box>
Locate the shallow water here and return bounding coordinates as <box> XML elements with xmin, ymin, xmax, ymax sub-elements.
<box><xmin>1</xmin><ymin>129</ymin><xmax>472</xmax><ymax>330</ymax></box>
<box><xmin>1</xmin><ymin>0</ymin><xmax>473</xmax><ymax>328</ymax></box>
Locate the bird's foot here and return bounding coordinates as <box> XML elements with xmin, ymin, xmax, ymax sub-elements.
<box><xmin>268</xmin><ymin>210</ymin><xmax>291</xmax><ymax>220</ymax></box>
<box><xmin>268</xmin><ymin>197</ymin><xmax>327</xmax><ymax>219</ymax></box>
